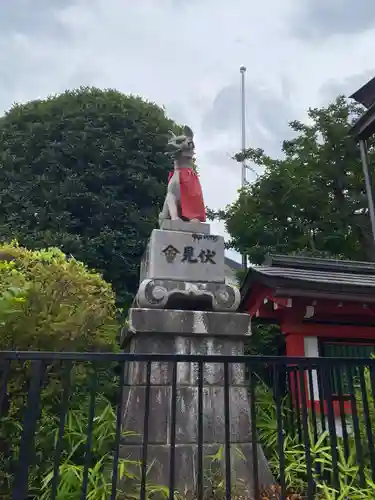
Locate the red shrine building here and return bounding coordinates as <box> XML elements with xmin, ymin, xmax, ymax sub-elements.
<box><xmin>240</xmin><ymin>254</ymin><xmax>375</xmax><ymax>430</ymax></box>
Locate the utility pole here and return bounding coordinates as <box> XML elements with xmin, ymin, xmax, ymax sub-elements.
<box><xmin>359</xmin><ymin>139</ymin><xmax>375</xmax><ymax>244</ymax></box>
<box><xmin>240</xmin><ymin>65</ymin><xmax>247</xmax><ymax>269</ymax></box>
<box><xmin>240</xmin><ymin>65</ymin><xmax>247</xmax><ymax>187</ymax></box>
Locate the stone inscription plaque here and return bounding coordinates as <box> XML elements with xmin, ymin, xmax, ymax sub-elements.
<box><xmin>146</xmin><ymin>229</ymin><xmax>225</xmax><ymax>283</ymax></box>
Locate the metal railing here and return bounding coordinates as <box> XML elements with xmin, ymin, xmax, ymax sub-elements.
<box><xmin>1</xmin><ymin>351</ymin><xmax>375</xmax><ymax>500</ymax></box>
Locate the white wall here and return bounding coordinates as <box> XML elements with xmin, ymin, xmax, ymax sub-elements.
<box><xmin>304</xmin><ymin>336</ymin><xmax>319</xmax><ymax>401</ymax></box>
<box><xmin>303</xmin><ymin>336</ymin><xmax>350</xmax><ymax>438</ymax></box>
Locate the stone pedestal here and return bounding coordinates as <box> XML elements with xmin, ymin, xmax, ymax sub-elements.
<box><xmin>136</xmin><ymin>223</ymin><xmax>240</xmax><ymax>312</ymax></box>
<box><xmin>120</xmin><ymin>308</ymin><xmax>274</xmax><ymax>497</ymax></box>
<box><xmin>121</xmin><ymin>218</ymin><xmax>272</xmax><ymax>496</ymax></box>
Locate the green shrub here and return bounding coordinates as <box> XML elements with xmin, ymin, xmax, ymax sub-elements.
<box><xmin>0</xmin><ymin>242</ymin><xmax>121</xmax><ymax>497</ymax></box>
<box><xmin>2</xmin><ymin>393</ymin><xmax>172</xmax><ymax>500</ymax></box>
<box><xmin>0</xmin><ymin>241</ymin><xmax>118</xmax><ymax>351</ymax></box>
<box><xmin>0</xmin><ymin>240</ymin><xmax>120</xmax><ymax>435</ymax></box>
<box><xmin>255</xmin><ymin>381</ymin><xmax>375</xmax><ymax>499</ymax></box>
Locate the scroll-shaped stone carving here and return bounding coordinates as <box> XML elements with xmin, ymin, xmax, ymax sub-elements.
<box><xmin>136</xmin><ymin>279</ymin><xmax>240</xmax><ymax>312</ymax></box>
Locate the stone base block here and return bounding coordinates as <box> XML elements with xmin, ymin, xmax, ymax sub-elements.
<box><xmin>160</xmin><ymin>219</ymin><xmax>211</xmax><ymax>234</ymax></box>
<box><xmin>121</xmin><ymin>386</ymin><xmax>251</xmax><ymax>445</ymax></box>
<box><xmin>119</xmin><ymin>308</ymin><xmax>274</xmax><ymax>496</ymax></box>
<box><xmin>140</xmin><ymin>228</ymin><xmax>225</xmax><ymax>283</ymax></box>
<box><xmin>124</xmin><ymin>308</ymin><xmax>251</xmax><ymax>342</ymax></box>
<box><xmin>119</xmin><ymin>443</ymin><xmax>271</xmax><ymax>497</ymax></box>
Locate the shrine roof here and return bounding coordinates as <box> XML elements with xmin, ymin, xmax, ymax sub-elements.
<box><xmin>349</xmin><ymin>102</ymin><xmax>375</xmax><ymax>140</ymax></box>
<box><xmin>349</xmin><ymin>76</ymin><xmax>375</xmax><ymax>140</ymax></box>
<box><xmin>350</xmin><ymin>76</ymin><xmax>375</xmax><ymax>109</ymax></box>
<box><xmin>240</xmin><ymin>254</ymin><xmax>375</xmax><ymax>307</ymax></box>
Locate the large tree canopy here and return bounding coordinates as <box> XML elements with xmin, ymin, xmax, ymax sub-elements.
<box><xmin>0</xmin><ymin>87</ymin><xmax>178</xmax><ymax>306</ymax></box>
<box><xmin>224</xmin><ymin>96</ymin><xmax>374</xmax><ymax>263</ymax></box>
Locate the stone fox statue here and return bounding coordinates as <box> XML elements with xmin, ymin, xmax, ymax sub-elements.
<box><xmin>159</xmin><ymin>126</ymin><xmax>206</xmax><ymax>227</ymax></box>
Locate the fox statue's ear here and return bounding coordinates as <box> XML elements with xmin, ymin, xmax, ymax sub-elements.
<box><xmin>183</xmin><ymin>125</ymin><xmax>194</xmax><ymax>138</ymax></box>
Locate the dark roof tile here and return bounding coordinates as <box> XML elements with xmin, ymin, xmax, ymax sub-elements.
<box><xmin>253</xmin><ymin>265</ymin><xmax>375</xmax><ymax>288</ymax></box>
<box><xmin>240</xmin><ymin>254</ymin><xmax>375</xmax><ymax>305</ymax></box>
<box><xmin>350</xmin><ymin>76</ymin><xmax>375</xmax><ymax>109</ymax></box>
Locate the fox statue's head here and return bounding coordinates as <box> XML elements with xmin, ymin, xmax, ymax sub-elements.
<box><xmin>167</xmin><ymin>125</ymin><xmax>195</xmax><ymax>159</ymax></box>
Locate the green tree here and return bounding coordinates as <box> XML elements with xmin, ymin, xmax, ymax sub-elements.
<box><xmin>218</xmin><ymin>96</ymin><xmax>373</xmax><ymax>357</ymax></box>
<box><xmin>223</xmin><ymin>96</ymin><xmax>372</xmax><ymax>263</ymax></box>
<box><xmin>0</xmin><ymin>87</ymin><xmax>179</xmax><ymax>306</ymax></box>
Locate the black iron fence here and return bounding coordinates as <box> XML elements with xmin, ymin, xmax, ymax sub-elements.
<box><xmin>1</xmin><ymin>352</ymin><xmax>375</xmax><ymax>500</ymax></box>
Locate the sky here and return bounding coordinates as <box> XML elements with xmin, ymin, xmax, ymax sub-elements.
<box><xmin>1</xmin><ymin>0</ymin><xmax>375</xmax><ymax>261</ymax></box>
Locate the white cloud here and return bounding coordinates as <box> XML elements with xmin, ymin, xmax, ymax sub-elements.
<box><xmin>1</xmin><ymin>0</ymin><xmax>375</xmax><ymax>252</ymax></box>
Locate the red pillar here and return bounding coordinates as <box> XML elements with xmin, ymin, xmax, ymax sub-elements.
<box><xmin>283</xmin><ymin>330</ymin><xmax>306</xmax><ymax>408</ymax></box>
<box><xmin>285</xmin><ymin>332</ymin><xmax>305</xmax><ymax>357</ymax></box>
